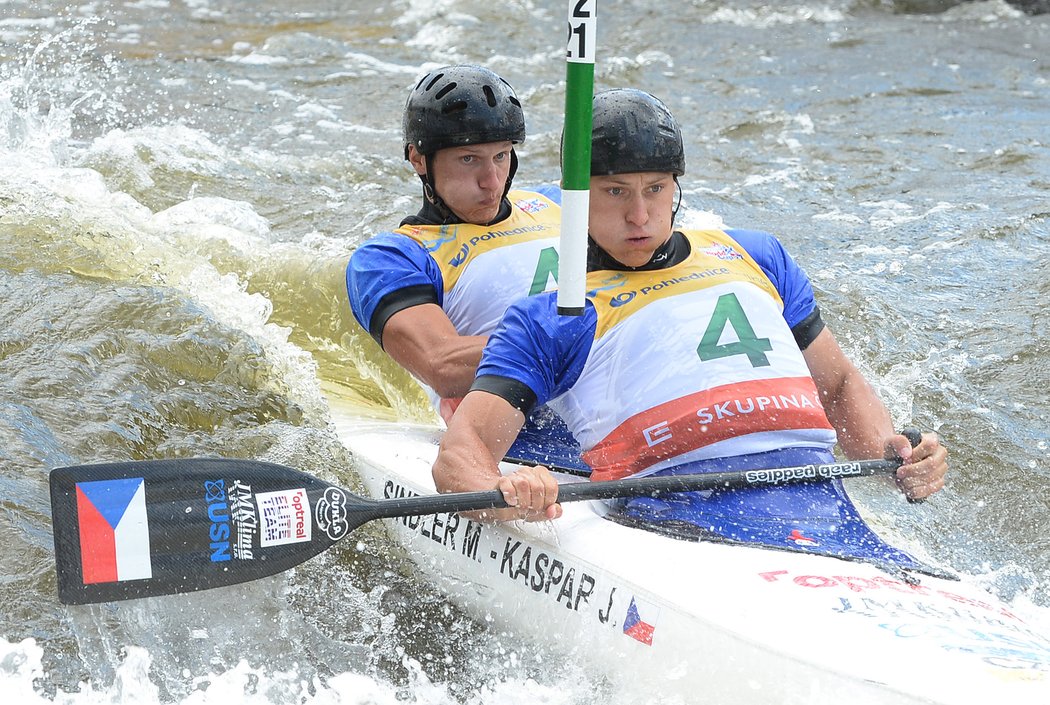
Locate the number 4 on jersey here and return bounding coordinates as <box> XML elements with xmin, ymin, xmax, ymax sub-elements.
<box><xmin>529</xmin><ymin>246</ymin><xmax>559</xmax><ymax>295</ymax></box>
<box><xmin>697</xmin><ymin>292</ymin><xmax>773</xmax><ymax>367</ymax></box>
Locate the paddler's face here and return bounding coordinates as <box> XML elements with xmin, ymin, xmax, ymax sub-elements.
<box><xmin>413</xmin><ymin>142</ymin><xmax>513</xmax><ymax>224</ymax></box>
<box><xmin>588</xmin><ymin>172</ymin><xmax>676</xmax><ymax>267</ymax></box>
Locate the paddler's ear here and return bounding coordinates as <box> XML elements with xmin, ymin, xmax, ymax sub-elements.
<box><xmin>406</xmin><ymin>145</ymin><xmax>428</xmax><ymax>176</ymax></box>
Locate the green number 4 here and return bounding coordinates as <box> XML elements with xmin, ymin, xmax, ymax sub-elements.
<box><xmin>696</xmin><ymin>292</ymin><xmax>772</xmax><ymax>367</ymax></box>
<box><xmin>529</xmin><ymin>246</ymin><xmax>560</xmax><ymax>295</ymax></box>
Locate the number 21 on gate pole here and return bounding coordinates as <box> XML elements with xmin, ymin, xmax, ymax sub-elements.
<box><xmin>558</xmin><ymin>0</ymin><xmax>597</xmax><ymax>316</ymax></box>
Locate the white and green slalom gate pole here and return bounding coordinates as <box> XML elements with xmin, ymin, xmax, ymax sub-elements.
<box><xmin>557</xmin><ymin>0</ymin><xmax>597</xmax><ymax>316</ymax></box>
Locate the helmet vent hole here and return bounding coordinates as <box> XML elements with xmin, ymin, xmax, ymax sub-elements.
<box><xmin>425</xmin><ymin>73</ymin><xmax>444</xmax><ymax>91</ymax></box>
<box><xmin>442</xmin><ymin>100</ymin><xmax>468</xmax><ymax>115</ymax></box>
<box><xmin>435</xmin><ymin>82</ymin><xmax>457</xmax><ymax>100</ymax></box>
<box><xmin>482</xmin><ymin>85</ymin><xmax>497</xmax><ymax>107</ymax></box>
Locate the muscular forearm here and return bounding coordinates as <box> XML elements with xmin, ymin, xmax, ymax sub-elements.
<box><xmin>393</xmin><ymin>333</ymin><xmax>486</xmax><ymax>398</ymax></box>
<box><xmin>433</xmin><ymin>416</ymin><xmax>504</xmax><ymax>495</ymax></box>
<box><xmin>432</xmin><ymin>391</ymin><xmax>561</xmax><ymax>522</ymax></box>
<box><xmin>804</xmin><ymin>330</ymin><xmax>949</xmax><ymax>498</ymax></box>
<box><xmin>820</xmin><ymin>367</ymin><xmax>895</xmax><ymax>459</ymax></box>
<box><xmin>381</xmin><ymin>304</ymin><xmax>486</xmax><ymax>398</ymax></box>
<box><xmin>804</xmin><ymin>329</ymin><xmax>894</xmax><ymax>460</ymax></box>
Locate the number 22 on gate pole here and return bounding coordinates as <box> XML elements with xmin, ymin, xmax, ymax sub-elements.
<box><xmin>558</xmin><ymin>0</ymin><xmax>596</xmax><ymax>316</ymax></box>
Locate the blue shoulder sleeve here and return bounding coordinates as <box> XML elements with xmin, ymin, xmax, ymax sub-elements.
<box><xmin>346</xmin><ymin>232</ymin><xmax>444</xmax><ymax>345</ymax></box>
<box><xmin>725</xmin><ymin>228</ymin><xmax>817</xmax><ymax>329</ymax></box>
<box><xmin>473</xmin><ymin>294</ymin><xmax>595</xmax><ymax>412</ymax></box>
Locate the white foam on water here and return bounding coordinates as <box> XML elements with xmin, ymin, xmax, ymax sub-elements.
<box><xmin>941</xmin><ymin>0</ymin><xmax>1024</xmax><ymax>20</ymax></box>
<box><xmin>396</xmin><ymin>0</ymin><xmax>466</xmax><ymax>27</ymax></box>
<box><xmin>0</xmin><ymin>635</ymin><xmax>610</xmax><ymax>705</ymax></box>
<box><xmin>678</xmin><ymin>207</ymin><xmax>726</xmax><ymax>231</ymax></box>
<box><xmin>859</xmin><ymin>199</ymin><xmax>957</xmax><ymax>231</ymax></box>
<box><xmin>704</xmin><ymin>5</ymin><xmax>847</xmax><ymax>28</ymax></box>
<box><xmin>811</xmin><ymin>209</ymin><xmax>865</xmax><ymax>225</ymax></box>
<box><xmin>339</xmin><ymin>51</ymin><xmax>429</xmax><ymax>76</ymax></box>
<box><xmin>153</xmin><ymin>197</ymin><xmax>271</xmax><ymax>246</ymax></box>
<box><xmin>78</xmin><ymin>123</ymin><xmax>230</xmax><ymax>192</ymax></box>
<box><xmin>0</xmin><ymin>116</ymin><xmax>333</xmax><ymax>424</ymax></box>
<box><xmin>225</xmin><ymin>53</ymin><xmax>290</xmax><ymax>66</ymax></box>
<box><xmin>0</xmin><ymin>636</ymin><xmax>395</xmax><ymax>705</ymax></box>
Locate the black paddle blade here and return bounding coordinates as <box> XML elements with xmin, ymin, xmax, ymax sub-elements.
<box><xmin>49</xmin><ymin>457</ymin><xmax>365</xmax><ymax>605</ymax></box>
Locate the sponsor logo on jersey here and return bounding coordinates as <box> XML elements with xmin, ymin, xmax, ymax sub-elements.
<box><xmin>704</xmin><ymin>242</ymin><xmax>744</xmax><ymax>261</ymax></box>
<box><xmin>586</xmin><ymin>273</ymin><xmax>628</xmax><ymax>298</ymax></box>
<box><xmin>447</xmin><ymin>225</ymin><xmax>551</xmax><ymax>268</ymax></box>
<box><xmin>514</xmin><ymin>197</ymin><xmax>549</xmax><ymax>214</ymax></box>
<box><xmin>448</xmin><ymin>243</ymin><xmax>470</xmax><ymax>267</ymax></box>
<box><xmin>593</xmin><ymin>268</ymin><xmax>734</xmax><ymax>311</ymax></box>
<box><xmin>422</xmin><ymin>227</ymin><xmax>457</xmax><ymax>252</ymax></box>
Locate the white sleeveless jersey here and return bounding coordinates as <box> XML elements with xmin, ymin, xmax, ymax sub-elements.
<box><xmin>483</xmin><ymin>229</ymin><xmax>838</xmax><ymax>482</ymax></box>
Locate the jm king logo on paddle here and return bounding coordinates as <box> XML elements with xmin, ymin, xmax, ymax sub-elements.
<box><xmin>204</xmin><ymin>478</ymin><xmax>258</xmax><ymax>562</ymax></box>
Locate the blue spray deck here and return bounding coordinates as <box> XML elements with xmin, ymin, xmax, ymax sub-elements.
<box><xmin>506</xmin><ymin>426</ymin><xmax>954</xmax><ymax>581</ymax></box>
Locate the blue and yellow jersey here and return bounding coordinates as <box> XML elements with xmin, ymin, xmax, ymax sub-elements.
<box><xmin>347</xmin><ymin>186</ymin><xmax>562</xmax><ymax>345</ymax></box>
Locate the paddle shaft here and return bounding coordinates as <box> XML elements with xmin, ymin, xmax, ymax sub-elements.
<box><xmin>381</xmin><ymin>457</ymin><xmax>903</xmax><ymax>517</ymax></box>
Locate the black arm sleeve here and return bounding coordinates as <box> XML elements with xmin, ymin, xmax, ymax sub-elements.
<box><xmin>791</xmin><ymin>306</ymin><xmax>826</xmax><ymax>351</ymax></box>
<box><xmin>470</xmin><ymin>375</ymin><xmax>538</xmax><ymax>415</ymax></box>
<box><xmin>369</xmin><ymin>284</ymin><xmax>440</xmax><ymax>348</ymax></box>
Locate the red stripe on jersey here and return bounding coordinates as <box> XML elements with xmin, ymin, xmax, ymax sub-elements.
<box><xmin>583</xmin><ymin>376</ymin><xmax>833</xmax><ymax>481</ymax></box>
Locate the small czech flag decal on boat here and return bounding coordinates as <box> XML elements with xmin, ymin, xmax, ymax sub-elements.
<box><xmin>787</xmin><ymin>529</ymin><xmax>819</xmax><ymax>547</ymax></box>
<box><xmin>623</xmin><ymin>596</ymin><xmax>659</xmax><ymax>646</ymax></box>
<box><xmin>75</xmin><ymin>478</ymin><xmax>152</xmax><ymax>584</ymax></box>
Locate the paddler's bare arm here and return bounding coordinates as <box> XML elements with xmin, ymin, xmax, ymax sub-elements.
<box><xmin>432</xmin><ymin>390</ymin><xmax>562</xmax><ymax>523</ymax></box>
<box><xmin>803</xmin><ymin>327</ymin><xmax>948</xmax><ymax>500</ymax></box>
<box><xmin>381</xmin><ymin>304</ymin><xmax>486</xmax><ymax>399</ymax></box>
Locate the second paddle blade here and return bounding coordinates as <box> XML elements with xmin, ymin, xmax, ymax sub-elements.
<box><xmin>50</xmin><ymin>457</ymin><xmax>356</xmax><ymax>605</ymax></box>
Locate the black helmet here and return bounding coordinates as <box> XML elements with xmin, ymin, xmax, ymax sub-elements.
<box><xmin>590</xmin><ymin>89</ymin><xmax>685</xmax><ymax>177</ymax></box>
<box><xmin>403</xmin><ymin>65</ymin><xmax>526</xmax><ymax>158</ymax></box>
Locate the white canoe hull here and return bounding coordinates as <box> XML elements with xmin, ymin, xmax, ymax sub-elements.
<box><xmin>334</xmin><ymin>415</ymin><xmax>1050</xmax><ymax>704</ymax></box>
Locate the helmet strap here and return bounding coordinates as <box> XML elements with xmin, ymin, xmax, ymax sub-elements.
<box><xmin>502</xmin><ymin>149</ymin><xmax>519</xmax><ymax>199</ymax></box>
<box><xmin>419</xmin><ymin>154</ymin><xmax>457</xmax><ymax>223</ymax></box>
<box><xmin>671</xmin><ymin>176</ymin><xmax>683</xmax><ymax>225</ymax></box>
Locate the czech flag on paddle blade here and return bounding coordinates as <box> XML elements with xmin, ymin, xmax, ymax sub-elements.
<box><xmin>75</xmin><ymin>478</ymin><xmax>152</xmax><ymax>584</ymax></box>
<box><xmin>623</xmin><ymin>596</ymin><xmax>659</xmax><ymax>646</ymax></box>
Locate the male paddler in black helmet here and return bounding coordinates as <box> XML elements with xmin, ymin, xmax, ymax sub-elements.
<box><xmin>432</xmin><ymin>88</ymin><xmax>948</xmax><ymax>525</ymax></box>
<box><xmin>347</xmin><ymin>65</ymin><xmax>578</xmax><ymax>466</ymax></box>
